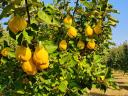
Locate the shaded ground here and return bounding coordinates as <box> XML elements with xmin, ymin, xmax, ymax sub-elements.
<box><xmin>88</xmin><ymin>70</ymin><xmax>128</xmax><ymax>96</ymax></box>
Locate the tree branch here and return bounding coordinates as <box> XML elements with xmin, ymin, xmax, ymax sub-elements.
<box><xmin>25</xmin><ymin>0</ymin><xmax>30</xmax><ymax>24</ymax></box>
<box><xmin>73</xmin><ymin>0</ymin><xmax>79</xmax><ymax>16</ymax></box>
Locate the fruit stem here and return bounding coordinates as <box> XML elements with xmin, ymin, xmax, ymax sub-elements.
<box><xmin>25</xmin><ymin>0</ymin><xmax>30</xmax><ymax>24</ymax></box>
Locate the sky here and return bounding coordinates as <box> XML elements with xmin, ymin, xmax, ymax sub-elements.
<box><xmin>1</xmin><ymin>0</ymin><xmax>127</xmax><ymax>46</ymax></box>
<box><xmin>109</xmin><ymin>0</ymin><xmax>128</xmax><ymax>45</ymax></box>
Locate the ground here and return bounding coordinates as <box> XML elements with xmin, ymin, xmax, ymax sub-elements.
<box><xmin>88</xmin><ymin>70</ymin><xmax>128</xmax><ymax>96</ymax></box>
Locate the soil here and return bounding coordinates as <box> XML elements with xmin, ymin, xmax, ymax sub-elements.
<box><xmin>88</xmin><ymin>70</ymin><xmax>128</xmax><ymax>96</ymax></box>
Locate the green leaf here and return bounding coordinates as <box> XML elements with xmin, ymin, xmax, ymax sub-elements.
<box><xmin>93</xmin><ymin>55</ymin><xmax>101</xmax><ymax>63</ymax></box>
<box><xmin>100</xmin><ymin>76</ymin><xmax>105</xmax><ymax>80</ymax></box>
<box><xmin>42</xmin><ymin>94</ymin><xmax>48</xmax><ymax>96</ymax></box>
<box><xmin>16</xmin><ymin>33</ymin><xmax>23</xmax><ymax>45</ymax></box>
<box><xmin>73</xmin><ymin>53</ymin><xmax>79</xmax><ymax>62</ymax></box>
<box><xmin>107</xmin><ymin>16</ymin><xmax>119</xmax><ymax>23</ymax></box>
<box><xmin>1</xmin><ymin>57</ymin><xmax>7</xmax><ymax>64</ymax></box>
<box><xmin>59</xmin><ymin>54</ymin><xmax>71</xmax><ymax>65</ymax></box>
<box><xmin>69</xmin><ymin>81</ymin><xmax>79</xmax><ymax>88</ymax></box>
<box><xmin>8</xmin><ymin>51</ymin><xmax>15</xmax><ymax>58</ymax></box>
<box><xmin>31</xmin><ymin>1</ymin><xmax>42</xmax><ymax>7</ymax></box>
<box><xmin>107</xmin><ymin>9</ymin><xmax>120</xmax><ymax>14</ymax></box>
<box><xmin>47</xmin><ymin>4</ymin><xmax>55</xmax><ymax>10</ymax></box>
<box><xmin>22</xmin><ymin>30</ymin><xmax>33</xmax><ymax>44</ymax></box>
<box><xmin>42</xmin><ymin>40</ymin><xmax>57</xmax><ymax>54</ymax></box>
<box><xmin>0</xmin><ymin>5</ymin><xmax>13</xmax><ymax>19</ymax></box>
<box><xmin>38</xmin><ymin>10</ymin><xmax>59</xmax><ymax>26</ymax></box>
<box><xmin>58</xmin><ymin>80</ymin><xmax>68</xmax><ymax>92</ymax></box>
<box><xmin>16</xmin><ymin>90</ymin><xmax>25</xmax><ymax>94</ymax></box>
<box><xmin>92</xmin><ymin>84</ymin><xmax>96</xmax><ymax>88</ymax></box>
<box><xmin>68</xmin><ymin>58</ymin><xmax>77</xmax><ymax>67</ymax></box>
<box><xmin>108</xmin><ymin>20</ymin><xmax>117</xmax><ymax>27</ymax></box>
<box><xmin>82</xmin><ymin>1</ymin><xmax>93</xmax><ymax>9</ymax></box>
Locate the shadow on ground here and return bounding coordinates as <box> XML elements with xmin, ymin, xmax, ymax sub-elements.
<box><xmin>119</xmin><ymin>85</ymin><xmax>128</xmax><ymax>90</ymax></box>
<box><xmin>88</xmin><ymin>70</ymin><xmax>128</xmax><ymax>96</ymax></box>
<box><xmin>88</xmin><ymin>92</ymin><xmax>108</xmax><ymax>96</ymax></box>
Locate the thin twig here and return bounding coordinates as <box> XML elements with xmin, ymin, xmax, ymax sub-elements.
<box><xmin>73</xmin><ymin>0</ymin><xmax>79</xmax><ymax>16</ymax></box>
<box><xmin>25</xmin><ymin>0</ymin><xmax>30</xmax><ymax>24</ymax></box>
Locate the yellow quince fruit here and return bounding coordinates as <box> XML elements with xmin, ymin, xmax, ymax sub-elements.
<box><xmin>85</xmin><ymin>25</ymin><xmax>93</xmax><ymax>36</ymax></box>
<box><xmin>36</xmin><ymin>62</ymin><xmax>49</xmax><ymax>70</ymax></box>
<box><xmin>67</xmin><ymin>26</ymin><xmax>77</xmax><ymax>38</ymax></box>
<box><xmin>8</xmin><ymin>15</ymin><xmax>27</xmax><ymax>33</ymax></box>
<box><xmin>15</xmin><ymin>46</ymin><xmax>32</xmax><ymax>61</ymax></box>
<box><xmin>87</xmin><ymin>40</ymin><xmax>96</xmax><ymax>49</ymax></box>
<box><xmin>63</xmin><ymin>15</ymin><xmax>72</xmax><ymax>25</ymax></box>
<box><xmin>33</xmin><ymin>43</ymin><xmax>49</xmax><ymax>65</ymax></box>
<box><xmin>94</xmin><ymin>20</ymin><xmax>102</xmax><ymax>35</ymax></box>
<box><xmin>77</xmin><ymin>40</ymin><xmax>85</xmax><ymax>49</ymax></box>
<box><xmin>21</xmin><ymin>59</ymin><xmax>37</xmax><ymax>75</ymax></box>
<box><xmin>59</xmin><ymin>40</ymin><xmax>67</xmax><ymax>51</ymax></box>
<box><xmin>1</xmin><ymin>48</ymin><xmax>9</xmax><ymax>57</ymax></box>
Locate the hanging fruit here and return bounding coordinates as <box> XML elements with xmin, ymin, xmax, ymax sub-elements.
<box><xmin>1</xmin><ymin>48</ymin><xmax>9</xmax><ymax>57</ymax></box>
<box><xmin>33</xmin><ymin>42</ymin><xmax>49</xmax><ymax>66</ymax></box>
<box><xmin>15</xmin><ymin>45</ymin><xmax>32</xmax><ymax>61</ymax></box>
<box><xmin>36</xmin><ymin>62</ymin><xmax>49</xmax><ymax>70</ymax></box>
<box><xmin>59</xmin><ymin>40</ymin><xmax>67</xmax><ymax>51</ymax></box>
<box><xmin>87</xmin><ymin>40</ymin><xmax>96</xmax><ymax>49</ymax></box>
<box><xmin>77</xmin><ymin>40</ymin><xmax>85</xmax><ymax>50</ymax></box>
<box><xmin>63</xmin><ymin>15</ymin><xmax>72</xmax><ymax>25</ymax></box>
<box><xmin>85</xmin><ymin>25</ymin><xmax>93</xmax><ymax>36</ymax></box>
<box><xmin>21</xmin><ymin>59</ymin><xmax>37</xmax><ymax>75</ymax></box>
<box><xmin>67</xmin><ymin>26</ymin><xmax>77</xmax><ymax>38</ymax></box>
<box><xmin>94</xmin><ymin>20</ymin><xmax>102</xmax><ymax>35</ymax></box>
<box><xmin>8</xmin><ymin>15</ymin><xmax>27</xmax><ymax>33</ymax></box>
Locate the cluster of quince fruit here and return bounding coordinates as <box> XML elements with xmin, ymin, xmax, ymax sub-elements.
<box><xmin>15</xmin><ymin>42</ymin><xmax>49</xmax><ymax>75</ymax></box>
<box><xmin>8</xmin><ymin>15</ymin><xmax>49</xmax><ymax>76</ymax></box>
<box><xmin>59</xmin><ymin>15</ymin><xmax>102</xmax><ymax>51</ymax></box>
